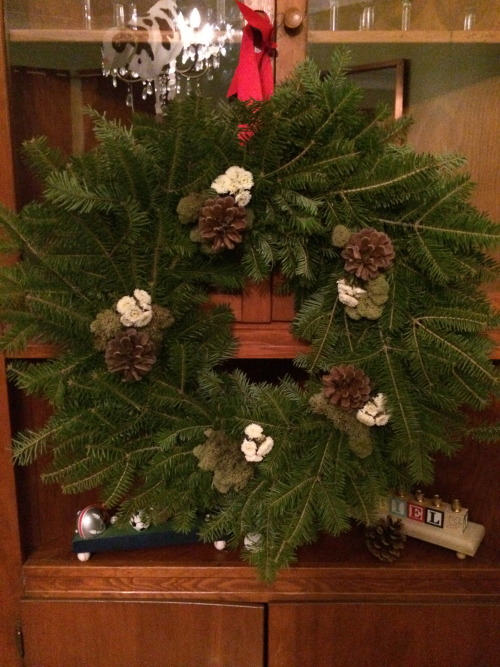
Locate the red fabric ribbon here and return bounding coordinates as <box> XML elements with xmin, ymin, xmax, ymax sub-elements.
<box><xmin>227</xmin><ymin>1</ymin><xmax>276</xmax><ymax>102</ymax></box>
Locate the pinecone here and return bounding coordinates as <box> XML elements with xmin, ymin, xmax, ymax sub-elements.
<box><xmin>365</xmin><ymin>515</ymin><xmax>406</xmax><ymax>563</ymax></box>
<box><xmin>341</xmin><ymin>228</ymin><xmax>395</xmax><ymax>281</ymax></box>
<box><xmin>198</xmin><ymin>195</ymin><xmax>247</xmax><ymax>251</ymax></box>
<box><xmin>105</xmin><ymin>328</ymin><xmax>156</xmax><ymax>382</ymax></box>
<box><xmin>322</xmin><ymin>364</ymin><xmax>371</xmax><ymax>410</ymax></box>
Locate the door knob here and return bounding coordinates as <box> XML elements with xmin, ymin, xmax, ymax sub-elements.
<box><xmin>283</xmin><ymin>7</ymin><xmax>304</xmax><ymax>30</ymax></box>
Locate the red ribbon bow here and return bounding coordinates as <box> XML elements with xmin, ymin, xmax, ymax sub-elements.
<box><xmin>227</xmin><ymin>1</ymin><xmax>276</xmax><ymax>102</ymax></box>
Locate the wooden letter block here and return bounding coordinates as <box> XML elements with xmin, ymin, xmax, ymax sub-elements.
<box><xmin>407</xmin><ymin>502</ymin><xmax>425</xmax><ymax>522</ymax></box>
<box><xmin>425</xmin><ymin>508</ymin><xmax>444</xmax><ymax>528</ymax></box>
<box><xmin>389</xmin><ymin>497</ymin><xmax>407</xmax><ymax>517</ymax></box>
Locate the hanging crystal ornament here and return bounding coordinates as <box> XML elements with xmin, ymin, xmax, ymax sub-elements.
<box><xmin>125</xmin><ymin>84</ymin><xmax>134</xmax><ymax>108</ymax></box>
<box><xmin>102</xmin><ymin>0</ymin><xmax>234</xmax><ymax>114</ymax></box>
<box><xmin>176</xmin><ymin>7</ymin><xmax>232</xmax><ymax>88</ymax></box>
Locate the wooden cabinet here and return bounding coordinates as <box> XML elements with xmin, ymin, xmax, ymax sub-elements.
<box><xmin>21</xmin><ymin>600</ymin><xmax>265</xmax><ymax>667</ymax></box>
<box><xmin>17</xmin><ymin>526</ymin><xmax>500</xmax><ymax>666</ymax></box>
<box><xmin>0</xmin><ymin>0</ymin><xmax>499</xmax><ymax>665</ymax></box>
<box><xmin>268</xmin><ymin>603</ymin><xmax>500</xmax><ymax>667</ymax></box>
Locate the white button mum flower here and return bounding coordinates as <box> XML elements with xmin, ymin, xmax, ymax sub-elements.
<box><xmin>225</xmin><ymin>166</ymin><xmax>253</xmax><ymax>191</ymax></box>
<box><xmin>248</xmin><ymin>453</ymin><xmax>264</xmax><ymax>462</ymax></box>
<box><xmin>338</xmin><ymin>292</ymin><xmax>360</xmax><ymax>307</ymax></box>
<box><xmin>375</xmin><ymin>413</ymin><xmax>390</xmax><ymax>426</ymax></box>
<box><xmin>234</xmin><ymin>190</ymin><xmax>252</xmax><ymax>207</ymax></box>
<box><xmin>356</xmin><ymin>410</ymin><xmax>375</xmax><ymax>426</ymax></box>
<box><xmin>241</xmin><ymin>439</ymin><xmax>258</xmax><ymax>460</ymax></box>
<box><xmin>133</xmin><ymin>289</ymin><xmax>152</xmax><ymax>307</ymax></box>
<box><xmin>337</xmin><ymin>278</ymin><xmax>349</xmax><ymax>292</ymax></box>
<box><xmin>356</xmin><ymin>392</ymin><xmax>390</xmax><ymax>427</ymax></box>
<box><xmin>116</xmin><ymin>296</ymin><xmax>136</xmax><ymax>314</ymax></box>
<box><xmin>244</xmin><ymin>423</ymin><xmax>264</xmax><ymax>439</ymax></box>
<box><xmin>337</xmin><ymin>279</ymin><xmax>365</xmax><ymax>307</ymax></box>
<box><xmin>256</xmin><ymin>436</ymin><xmax>274</xmax><ymax>458</ymax></box>
<box><xmin>363</xmin><ymin>402</ymin><xmax>379</xmax><ymax>417</ymax></box>
<box><xmin>241</xmin><ymin>440</ymin><xmax>264</xmax><ymax>462</ymax></box>
<box><xmin>211</xmin><ymin>174</ymin><xmax>232</xmax><ymax>194</ymax></box>
<box><xmin>120</xmin><ymin>305</ymin><xmax>153</xmax><ymax>327</ymax></box>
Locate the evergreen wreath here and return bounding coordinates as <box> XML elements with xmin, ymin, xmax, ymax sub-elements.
<box><xmin>1</xmin><ymin>50</ymin><xmax>499</xmax><ymax>581</ymax></box>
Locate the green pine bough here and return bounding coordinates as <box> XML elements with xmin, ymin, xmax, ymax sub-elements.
<box><xmin>1</xmin><ymin>50</ymin><xmax>499</xmax><ymax>581</ymax></box>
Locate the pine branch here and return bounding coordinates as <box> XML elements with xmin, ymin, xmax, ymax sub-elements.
<box><xmin>22</xmin><ymin>135</ymin><xmax>67</xmax><ymax>181</ymax></box>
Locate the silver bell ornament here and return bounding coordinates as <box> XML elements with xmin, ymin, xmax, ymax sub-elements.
<box><xmin>76</xmin><ymin>505</ymin><xmax>109</xmax><ymax>539</ymax></box>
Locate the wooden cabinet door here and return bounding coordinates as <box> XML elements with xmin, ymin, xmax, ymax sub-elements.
<box><xmin>0</xmin><ymin>357</ymin><xmax>23</xmax><ymax>666</ymax></box>
<box><xmin>0</xmin><ymin>3</ymin><xmax>22</xmax><ymax>662</ymax></box>
<box><xmin>268</xmin><ymin>602</ymin><xmax>500</xmax><ymax>667</ymax></box>
<box><xmin>21</xmin><ymin>600</ymin><xmax>264</xmax><ymax>667</ymax></box>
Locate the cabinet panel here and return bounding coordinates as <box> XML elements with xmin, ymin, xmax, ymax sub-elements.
<box><xmin>10</xmin><ymin>384</ymin><xmax>96</xmax><ymax>556</ymax></box>
<box><xmin>21</xmin><ymin>599</ymin><xmax>264</xmax><ymax>667</ymax></box>
<box><xmin>268</xmin><ymin>602</ymin><xmax>500</xmax><ymax>667</ymax></box>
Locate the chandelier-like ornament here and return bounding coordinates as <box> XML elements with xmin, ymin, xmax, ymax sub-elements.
<box><xmin>102</xmin><ymin>0</ymin><xmax>235</xmax><ymax>113</ymax></box>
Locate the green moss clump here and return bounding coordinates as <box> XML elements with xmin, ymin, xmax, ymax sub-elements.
<box><xmin>193</xmin><ymin>429</ymin><xmax>254</xmax><ymax>493</ymax></box>
<box><xmin>309</xmin><ymin>392</ymin><xmax>373</xmax><ymax>458</ymax></box>
<box><xmin>332</xmin><ymin>224</ymin><xmax>353</xmax><ymax>248</ymax></box>
<box><xmin>176</xmin><ymin>192</ymin><xmax>209</xmax><ymax>224</ymax></box>
<box><xmin>345</xmin><ymin>275</ymin><xmax>390</xmax><ymax>321</ymax></box>
<box><xmin>147</xmin><ymin>305</ymin><xmax>175</xmax><ymax>345</ymax></box>
<box><xmin>90</xmin><ymin>309</ymin><xmax>121</xmax><ymax>350</ymax></box>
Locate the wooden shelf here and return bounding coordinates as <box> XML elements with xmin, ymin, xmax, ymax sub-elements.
<box><xmin>8</xmin><ymin>28</ymin><xmax>500</xmax><ymax>45</ymax></box>
<box><xmin>3</xmin><ymin>324</ymin><xmax>308</xmax><ymax>361</ymax></box>
<box><xmin>233</xmin><ymin>322</ymin><xmax>308</xmax><ymax>358</ymax></box>
<box><xmin>309</xmin><ymin>30</ymin><xmax>500</xmax><ymax>44</ymax></box>
<box><xmin>7</xmin><ymin>28</ymin><xmax>241</xmax><ymax>44</ymax></box>
<box><xmin>4</xmin><ymin>328</ymin><xmax>498</xmax><ymax>361</ymax></box>
<box><xmin>22</xmin><ymin>528</ymin><xmax>500</xmax><ymax>604</ymax></box>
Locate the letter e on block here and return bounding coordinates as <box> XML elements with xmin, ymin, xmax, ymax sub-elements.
<box><xmin>407</xmin><ymin>502</ymin><xmax>425</xmax><ymax>522</ymax></box>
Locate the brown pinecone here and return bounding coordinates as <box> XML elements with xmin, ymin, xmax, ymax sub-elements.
<box><xmin>105</xmin><ymin>328</ymin><xmax>156</xmax><ymax>382</ymax></box>
<box><xmin>322</xmin><ymin>364</ymin><xmax>371</xmax><ymax>410</ymax></box>
<box><xmin>198</xmin><ymin>195</ymin><xmax>247</xmax><ymax>252</ymax></box>
<box><xmin>365</xmin><ymin>515</ymin><xmax>406</xmax><ymax>563</ymax></box>
<box><xmin>341</xmin><ymin>228</ymin><xmax>395</xmax><ymax>281</ymax></box>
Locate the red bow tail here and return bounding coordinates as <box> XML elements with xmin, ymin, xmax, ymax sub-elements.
<box><xmin>227</xmin><ymin>1</ymin><xmax>275</xmax><ymax>102</ymax></box>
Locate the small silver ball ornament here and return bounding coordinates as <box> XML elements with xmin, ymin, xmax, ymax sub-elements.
<box><xmin>76</xmin><ymin>505</ymin><xmax>109</xmax><ymax>539</ymax></box>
